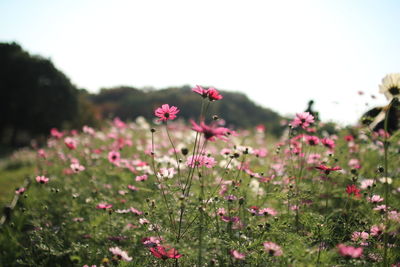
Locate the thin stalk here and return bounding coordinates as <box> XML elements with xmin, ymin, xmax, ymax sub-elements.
<box><xmin>150</xmin><ymin>130</ymin><xmax>177</xmax><ymax>234</ymax></box>
<box><xmin>382</xmin><ymin>98</ymin><xmax>394</xmax><ymax>266</ymax></box>
<box><xmin>165</xmin><ymin>122</ymin><xmax>182</xmax><ymax>188</ymax></box>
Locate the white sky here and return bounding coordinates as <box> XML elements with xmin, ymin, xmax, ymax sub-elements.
<box><xmin>1</xmin><ymin>0</ymin><xmax>399</xmax><ymax>124</ymax></box>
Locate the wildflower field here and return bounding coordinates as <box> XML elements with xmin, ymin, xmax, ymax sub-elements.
<box><xmin>1</xmin><ymin>86</ymin><xmax>400</xmax><ymax>267</ymax></box>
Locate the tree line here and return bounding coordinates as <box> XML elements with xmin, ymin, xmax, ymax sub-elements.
<box><xmin>0</xmin><ymin>42</ymin><xmax>283</xmax><ymax>148</ymax></box>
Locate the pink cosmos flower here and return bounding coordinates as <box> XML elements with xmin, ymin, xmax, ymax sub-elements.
<box><xmin>368</xmin><ymin>195</ymin><xmax>384</xmax><ymax>203</ymax></box>
<box><xmin>142</xmin><ymin>236</ymin><xmax>162</xmax><ymax>247</ymax></box>
<box><xmin>139</xmin><ymin>218</ymin><xmax>150</xmax><ymax>225</ymax></box>
<box><xmin>149</xmin><ymin>245</ymin><xmax>183</xmax><ymax>260</ymax></box>
<box><xmin>154</xmin><ymin>104</ymin><xmax>179</xmax><ymax>122</ymax></box>
<box><xmin>291</xmin><ymin>112</ymin><xmax>315</xmax><ymax>129</ymax></box>
<box><xmin>109</xmin><ymin>247</ymin><xmax>132</xmax><ymax>261</ymax></box>
<box><xmin>253</xmin><ymin>148</ymin><xmax>268</xmax><ymax>157</ymax></box>
<box><xmin>64</xmin><ymin>137</ymin><xmax>77</xmax><ymax>150</ymax></box>
<box><xmin>351</xmin><ymin>231</ymin><xmax>369</xmax><ymax>242</ymax></box>
<box><xmin>207</xmin><ymin>88</ymin><xmax>223</xmax><ymax>101</ymax></box>
<box><xmin>71</xmin><ymin>163</ymin><xmax>85</xmax><ymax>173</ymax></box>
<box><xmin>186</xmin><ymin>155</ymin><xmax>217</xmax><ymax>168</ymax></box>
<box><xmin>307</xmin><ymin>153</ymin><xmax>321</xmax><ymax>164</ymax></box>
<box><xmin>127</xmin><ymin>185</ymin><xmax>138</xmax><ymax>191</ymax></box>
<box><xmin>96</xmin><ymin>203</ymin><xmax>112</xmax><ymax>210</ymax></box>
<box><xmin>370</xmin><ymin>224</ymin><xmax>384</xmax><ymax>236</ymax></box>
<box><xmin>129</xmin><ymin>207</ymin><xmax>143</xmax><ymax>215</ymax></box>
<box><xmin>360</xmin><ymin>179</ymin><xmax>374</xmax><ymax>189</ymax></box>
<box><xmin>263</xmin><ymin>242</ymin><xmax>283</xmax><ymax>256</ymax></box>
<box><xmin>50</xmin><ymin>128</ymin><xmax>63</xmax><ymax>139</ymax></box>
<box><xmin>192</xmin><ymin>85</ymin><xmax>223</xmax><ymax>101</ymax></box>
<box><xmin>190</xmin><ymin>120</ymin><xmax>230</xmax><ymax>141</ymax></box>
<box><xmin>337</xmin><ymin>244</ymin><xmax>363</xmax><ymax>258</ymax></box>
<box><xmin>348</xmin><ymin>158</ymin><xmax>361</xmax><ymax>169</ymax></box>
<box><xmin>217</xmin><ymin>208</ymin><xmax>227</xmax><ymax>216</ymax></box>
<box><xmin>113</xmin><ymin>117</ymin><xmax>126</xmax><ymax>129</ymax></box>
<box><xmin>305</xmin><ymin>135</ymin><xmax>320</xmax><ymax>146</ymax></box>
<box><xmin>136</xmin><ymin>174</ymin><xmax>148</xmax><ymax>182</ymax></box>
<box><xmin>230</xmin><ymin>250</ymin><xmax>245</xmax><ymax>260</ymax></box>
<box><xmin>373</xmin><ymin>205</ymin><xmax>387</xmax><ymax>213</ymax></box>
<box><xmin>36</xmin><ymin>176</ymin><xmax>49</xmax><ymax>184</ymax></box>
<box><xmin>321</xmin><ymin>138</ymin><xmax>335</xmax><ymax>150</ymax></box>
<box><xmin>82</xmin><ymin>125</ymin><xmax>95</xmax><ymax>135</ymax></box>
<box><xmin>315</xmin><ymin>164</ymin><xmax>342</xmax><ymax>175</ymax></box>
<box><xmin>37</xmin><ymin>149</ymin><xmax>47</xmax><ymax>158</ymax></box>
<box><xmin>15</xmin><ymin>187</ymin><xmax>26</xmax><ymax>195</ymax></box>
<box><xmin>192</xmin><ymin>85</ymin><xmax>208</xmax><ymax>97</ymax></box>
<box><xmin>108</xmin><ymin>151</ymin><xmax>120</xmax><ymax>163</ymax></box>
<box><xmin>259</xmin><ymin>207</ymin><xmax>278</xmax><ymax>216</ymax></box>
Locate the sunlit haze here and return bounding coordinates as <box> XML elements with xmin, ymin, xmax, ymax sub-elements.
<box><xmin>1</xmin><ymin>0</ymin><xmax>399</xmax><ymax>124</ymax></box>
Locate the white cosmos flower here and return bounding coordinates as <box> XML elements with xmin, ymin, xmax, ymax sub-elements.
<box><xmin>379</xmin><ymin>73</ymin><xmax>400</xmax><ymax>100</ymax></box>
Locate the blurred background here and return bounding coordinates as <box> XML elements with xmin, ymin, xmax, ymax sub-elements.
<box><xmin>1</xmin><ymin>0</ymin><xmax>400</xmax><ymax>149</ymax></box>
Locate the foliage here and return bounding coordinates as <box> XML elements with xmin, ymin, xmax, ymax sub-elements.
<box><xmin>0</xmin><ymin>93</ymin><xmax>399</xmax><ymax>266</ymax></box>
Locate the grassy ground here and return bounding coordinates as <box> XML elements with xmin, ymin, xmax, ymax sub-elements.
<box><xmin>0</xmin><ymin>165</ymin><xmax>33</xmax><ymax>207</ymax></box>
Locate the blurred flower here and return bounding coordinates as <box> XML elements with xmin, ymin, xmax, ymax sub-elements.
<box><xmin>64</xmin><ymin>137</ymin><xmax>77</xmax><ymax>150</ymax></box>
<box><xmin>190</xmin><ymin>120</ymin><xmax>230</xmax><ymax>141</ymax></box>
<box><xmin>370</xmin><ymin>224</ymin><xmax>384</xmax><ymax>236</ymax></box>
<box><xmin>337</xmin><ymin>244</ymin><xmax>363</xmax><ymax>258</ymax></box>
<box><xmin>127</xmin><ymin>185</ymin><xmax>138</xmax><ymax>191</ymax></box>
<box><xmin>230</xmin><ymin>250</ymin><xmax>245</xmax><ymax>260</ymax></box>
<box><xmin>109</xmin><ymin>247</ymin><xmax>132</xmax><ymax>261</ymax></box>
<box><xmin>186</xmin><ymin>155</ymin><xmax>217</xmax><ymax>168</ymax></box>
<box><xmin>15</xmin><ymin>187</ymin><xmax>26</xmax><ymax>195</ymax></box>
<box><xmin>348</xmin><ymin>159</ymin><xmax>361</xmax><ymax>169</ymax></box>
<box><xmin>379</xmin><ymin>73</ymin><xmax>400</xmax><ymax>100</ymax></box>
<box><xmin>96</xmin><ymin>203</ymin><xmax>112</xmax><ymax>210</ymax></box>
<box><xmin>305</xmin><ymin>135</ymin><xmax>319</xmax><ymax>146</ymax></box>
<box><xmin>360</xmin><ymin>179</ymin><xmax>374</xmax><ymax>189</ymax></box>
<box><xmin>136</xmin><ymin>174</ymin><xmax>148</xmax><ymax>182</ymax></box>
<box><xmin>154</xmin><ymin>104</ymin><xmax>179</xmax><ymax>122</ymax></box>
<box><xmin>321</xmin><ymin>138</ymin><xmax>335</xmax><ymax>150</ymax></box>
<box><xmin>108</xmin><ymin>151</ymin><xmax>120</xmax><ymax>163</ymax></box>
<box><xmin>291</xmin><ymin>112</ymin><xmax>314</xmax><ymax>129</ymax></box>
<box><xmin>36</xmin><ymin>175</ymin><xmax>49</xmax><ymax>184</ymax></box>
<box><xmin>71</xmin><ymin>163</ymin><xmax>85</xmax><ymax>173</ymax></box>
<box><xmin>315</xmin><ymin>165</ymin><xmax>341</xmax><ymax>175</ymax></box>
<box><xmin>142</xmin><ymin>236</ymin><xmax>162</xmax><ymax>247</ymax></box>
<box><xmin>263</xmin><ymin>242</ymin><xmax>283</xmax><ymax>256</ymax></box>
<box><xmin>368</xmin><ymin>195</ymin><xmax>383</xmax><ymax>203</ymax></box>
<box><xmin>50</xmin><ymin>128</ymin><xmax>63</xmax><ymax>139</ymax></box>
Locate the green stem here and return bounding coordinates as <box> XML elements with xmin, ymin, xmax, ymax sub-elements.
<box><xmin>382</xmin><ymin>98</ymin><xmax>394</xmax><ymax>267</ymax></box>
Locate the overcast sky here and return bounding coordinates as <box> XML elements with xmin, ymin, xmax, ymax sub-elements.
<box><xmin>1</xmin><ymin>0</ymin><xmax>399</xmax><ymax>124</ymax></box>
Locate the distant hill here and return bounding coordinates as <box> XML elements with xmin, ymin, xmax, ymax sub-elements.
<box><xmin>88</xmin><ymin>86</ymin><xmax>284</xmax><ymax>135</ymax></box>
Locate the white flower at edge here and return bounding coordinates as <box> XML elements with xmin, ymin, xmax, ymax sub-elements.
<box><xmin>379</xmin><ymin>73</ymin><xmax>400</xmax><ymax>100</ymax></box>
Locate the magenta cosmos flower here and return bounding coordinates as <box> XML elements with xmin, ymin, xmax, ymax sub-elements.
<box><xmin>315</xmin><ymin>164</ymin><xmax>342</xmax><ymax>175</ymax></box>
<box><xmin>149</xmin><ymin>245</ymin><xmax>183</xmax><ymax>260</ymax></box>
<box><xmin>154</xmin><ymin>104</ymin><xmax>179</xmax><ymax>122</ymax></box>
<box><xmin>190</xmin><ymin>120</ymin><xmax>230</xmax><ymax>141</ymax></box>
<box><xmin>291</xmin><ymin>112</ymin><xmax>315</xmax><ymax>129</ymax></box>
<box><xmin>192</xmin><ymin>85</ymin><xmax>223</xmax><ymax>101</ymax></box>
